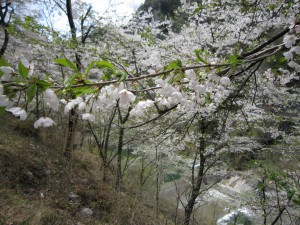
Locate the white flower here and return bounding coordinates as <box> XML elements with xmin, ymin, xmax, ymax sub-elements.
<box><xmin>0</xmin><ymin>66</ymin><xmax>14</xmax><ymax>81</ymax></box>
<box><xmin>168</xmin><ymin>91</ymin><xmax>183</xmax><ymax>104</ymax></box>
<box><xmin>0</xmin><ymin>84</ymin><xmax>3</xmax><ymax>95</ymax></box>
<box><xmin>78</xmin><ymin>102</ymin><xmax>86</xmax><ymax>110</ymax></box>
<box><xmin>283</xmin><ymin>34</ymin><xmax>296</xmax><ymax>48</ymax></box>
<box><xmin>158</xmin><ymin>84</ymin><xmax>175</xmax><ymax>96</ymax></box>
<box><xmin>64</xmin><ymin>97</ymin><xmax>84</xmax><ymax>114</ymax></box>
<box><xmin>288</xmin><ymin>61</ymin><xmax>300</xmax><ymax>72</ymax></box>
<box><xmin>34</xmin><ymin>117</ymin><xmax>56</xmax><ymax>128</ymax></box>
<box><xmin>118</xmin><ymin>89</ymin><xmax>136</xmax><ymax>105</ymax></box>
<box><xmin>72</xmin><ymin>97</ymin><xmax>83</xmax><ymax>105</ymax></box>
<box><xmin>195</xmin><ymin>85</ymin><xmax>206</xmax><ymax>94</ymax></box>
<box><xmin>185</xmin><ymin>69</ymin><xmax>197</xmax><ymax>80</ymax></box>
<box><xmin>291</xmin><ymin>46</ymin><xmax>300</xmax><ymax>55</ymax></box>
<box><xmin>148</xmin><ymin>51</ymin><xmax>162</xmax><ymax>68</ymax></box>
<box><xmin>283</xmin><ymin>51</ymin><xmax>293</xmax><ymax>61</ymax></box>
<box><xmin>155</xmin><ymin>78</ymin><xmax>166</xmax><ymax>88</ymax></box>
<box><xmin>130</xmin><ymin>100</ymin><xmax>155</xmax><ymax>117</ymax></box>
<box><xmin>0</xmin><ymin>66</ymin><xmax>14</xmax><ymax>74</ymax></box>
<box><xmin>43</xmin><ymin>89</ymin><xmax>59</xmax><ymax>111</ymax></box>
<box><xmin>7</xmin><ymin>107</ymin><xmax>28</xmax><ymax>120</ymax></box>
<box><xmin>118</xmin><ymin>82</ymin><xmax>125</xmax><ymax>91</ymax></box>
<box><xmin>64</xmin><ymin>101</ymin><xmax>75</xmax><ymax>114</ymax></box>
<box><xmin>220</xmin><ymin>77</ymin><xmax>231</xmax><ymax>86</ymax></box>
<box><xmin>82</xmin><ymin>113</ymin><xmax>95</xmax><ymax>122</ymax></box>
<box><xmin>148</xmin><ymin>69</ymin><xmax>156</xmax><ymax>74</ymax></box>
<box><xmin>60</xmin><ymin>99</ymin><xmax>67</xmax><ymax>105</ymax></box>
<box><xmin>0</xmin><ymin>95</ymin><xmax>11</xmax><ymax>108</ymax></box>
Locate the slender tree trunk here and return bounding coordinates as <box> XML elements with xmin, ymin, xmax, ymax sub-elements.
<box><xmin>0</xmin><ymin>2</ymin><xmax>11</xmax><ymax>56</ymax></box>
<box><xmin>184</xmin><ymin>120</ymin><xmax>206</xmax><ymax>225</ymax></box>
<box><xmin>0</xmin><ymin>25</ymin><xmax>9</xmax><ymax>56</ymax></box>
<box><xmin>116</xmin><ymin>127</ymin><xmax>124</xmax><ymax>190</ymax></box>
<box><xmin>63</xmin><ymin>0</ymin><xmax>81</xmax><ymax>158</ymax></box>
<box><xmin>64</xmin><ymin>108</ymin><xmax>78</xmax><ymax>158</ymax></box>
<box><xmin>115</xmin><ymin>105</ymin><xmax>131</xmax><ymax>189</ymax></box>
<box><xmin>102</xmin><ymin>155</ymin><xmax>108</xmax><ymax>182</ymax></box>
<box><xmin>156</xmin><ymin>147</ymin><xmax>160</xmax><ymax>221</ymax></box>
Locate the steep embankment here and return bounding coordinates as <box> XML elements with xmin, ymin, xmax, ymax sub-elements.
<box><xmin>0</xmin><ymin>113</ymin><xmax>170</xmax><ymax>225</ymax></box>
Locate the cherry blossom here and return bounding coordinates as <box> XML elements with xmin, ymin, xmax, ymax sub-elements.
<box><xmin>82</xmin><ymin>113</ymin><xmax>96</xmax><ymax>122</ymax></box>
<box><xmin>130</xmin><ymin>100</ymin><xmax>155</xmax><ymax>117</ymax></box>
<box><xmin>118</xmin><ymin>89</ymin><xmax>136</xmax><ymax>105</ymax></box>
<box><xmin>0</xmin><ymin>66</ymin><xmax>14</xmax><ymax>82</ymax></box>
<box><xmin>43</xmin><ymin>89</ymin><xmax>60</xmax><ymax>111</ymax></box>
<box><xmin>34</xmin><ymin>117</ymin><xmax>56</xmax><ymax>128</ymax></box>
<box><xmin>283</xmin><ymin>34</ymin><xmax>297</xmax><ymax>48</ymax></box>
<box><xmin>6</xmin><ymin>107</ymin><xmax>28</xmax><ymax>120</ymax></box>
<box><xmin>64</xmin><ymin>97</ymin><xmax>84</xmax><ymax>114</ymax></box>
<box><xmin>220</xmin><ymin>77</ymin><xmax>231</xmax><ymax>86</ymax></box>
<box><xmin>78</xmin><ymin>101</ymin><xmax>86</xmax><ymax>110</ymax></box>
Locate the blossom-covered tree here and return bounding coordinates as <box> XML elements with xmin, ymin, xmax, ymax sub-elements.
<box><xmin>0</xmin><ymin>0</ymin><xmax>299</xmax><ymax>224</ymax></box>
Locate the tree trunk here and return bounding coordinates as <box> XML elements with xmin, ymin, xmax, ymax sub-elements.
<box><xmin>184</xmin><ymin>120</ymin><xmax>206</xmax><ymax>225</ymax></box>
<box><xmin>0</xmin><ymin>2</ymin><xmax>11</xmax><ymax>56</ymax></box>
<box><xmin>156</xmin><ymin>147</ymin><xmax>160</xmax><ymax>221</ymax></box>
<box><xmin>116</xmin><ymin>126</ymin><xmax>124</xmax><ymax>190</ymax></box>
<box><xmin>0</xmin><ymin>25</ymin><xmax>9</xmax><ymax>56</ymax></box>
<box><xmin>64</xmin><ymin>108</ymin><xmax>77</xmax><ymax>158</ymax></box>
<box><xmin>63</xmin><ymin>0</ymin><xmax>81</xmax><ymax>159</ymax></box>
<box><xmin>184</xmin><ymin>155</ymin><xmax>206</xmax><ymax>225</ymax></box>
<box><xmin>115</xmin><ymin>105</ymin><xmax>131</xmax><ymax>189</ymax></box>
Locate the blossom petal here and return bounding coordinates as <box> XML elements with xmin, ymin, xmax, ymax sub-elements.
<box><xmin>118</xmin><ymin>89</ymin><xmax>136</xmax><ymax>105</ymax></box>
<box><xmin>34</xmin><ymin>117</ymin><xmax>56</xmax><ymax>129</ymax></box>
<box><xmin>220</xmin><ymin>77</ymin><xmax>231</xmax><ymax>86</ymax></box>
<box><xmin>6</xmin><ymin>107</ymin><xmax>28</xmax><ymax>120</ymax></box>
<box><xmin>82</xmin><ymin>113</ymin><xmax>95</xmax><ymax>122</ymax></box>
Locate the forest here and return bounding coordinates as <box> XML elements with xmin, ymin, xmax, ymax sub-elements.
<box><xmin>0</xmin><ymin>0</ymin><xmax>299</xmax><ymax>224</ymax></box>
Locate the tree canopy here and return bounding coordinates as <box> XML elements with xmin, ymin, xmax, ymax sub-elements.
<box><xmin>0</xmin><ymin>0</ymin><xmax>299</xmax><ymax>224</ymax></box>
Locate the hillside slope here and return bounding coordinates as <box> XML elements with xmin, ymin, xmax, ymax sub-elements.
<box><xmin>0</xmin><ymin>113</ymin><xmax>171</xmax><ymax>225</ymax></box>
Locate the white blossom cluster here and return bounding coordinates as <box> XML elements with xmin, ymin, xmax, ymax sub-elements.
<box><xmin>283</xmin><ymin>23</ymin><xmax>300</xmax><ymax>72</ymax></box>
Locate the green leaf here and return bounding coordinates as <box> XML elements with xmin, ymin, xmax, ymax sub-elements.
<box><xmin>64</xmin><ymin>73</ymin><xmax>80</xmax><ymax>86</ymax></box>
<box><xmin>84</xmin><ymin>60</ymin><xmax>115</xmax><ymax>77</ymax></box>
<box><xmin>287</xmin><ymin>189</ymin><xmax>295</xmax><ymax>200</ymax></box>
<box><xmin>117</xmin><ymin>71</ymin><xmax>127</xmax><ymax>83</ymax></box>
<box><xmin>0</xmin><ymin>106</ymin><xmax>5</xmax><ymax>116</ymax></box>
<box><xmin>54</xmin><ymin>58</ymin><xmax>78</xmax><ymax>72</ymax></box>
<box><xmin>0</xmin><ymin>56</ymin><xmax>10</xmax><ymax>67</ymax></box>
<box><xmin>74</xmin><ymin>86</ymin><xmax>95</xmax><ymax>96</ymax></box>
<box><xmin>18</xmin><ymin>61</ymin><xmax>29</xmax><ymax>79</ymax></box>
<box><xmin>227</xmin><ymin>54</ymin><xmax>243</xmax><ymax>69</ymax></box>
<box><xmin>37</xmin><ymin>80</ymin><xmax>51</xmax><ymax>91</ymax></box>
<box><xmin>293</xmin><ymin>195</ymin><xmax>300</xmax><ymax>205</ymax></box>
<box><xmin>257</xmin><ymin>181</ymin><xmax>266</xmax><ymax>190</ymax></box>
<box><xmin>0</xmin><ymin>56</ymin><xmax>10</xmax><ymax>78</ymax></box>
<box><xmin>164</xmin><ymin>59</ymin><xmax>183</xmax><ymax>71</ymax></box>
<box><xmin>205</xmin><ymin>92</ymin><xmax>212</xmax><ymax>104</ymax></box>
<box><xmin>102</xmin><ymin>68</ymin><xmax>114</xmax><ymax>81</ymax></box>
<box><xmin>27</xmin><ymin>84</ymin><xmax>37</xmax><ymax>102</ymax></box>
<box><xmin>194</xmin><ymin>49</ymin><xmax>208</xmax><ymax>64</ymax></box>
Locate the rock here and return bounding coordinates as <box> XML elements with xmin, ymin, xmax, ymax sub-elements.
<box><xmin>81</xmin><ymin>207</ymin><xmax>93</xmax><ymax>217</ymax></box>
<box><xmin>217</xmin><ymin>207</ymin><xmax>254</xmax><ymax>225</ymax></box>
<box><xmin>68</xmin><ymin>192</ymin><xmax>79</xmax><ymax>201</ymax></box>
<box><xmin>25</xmin><ymin>171</ymin><xmax>33</xmax><ymax>179</ymax></box>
